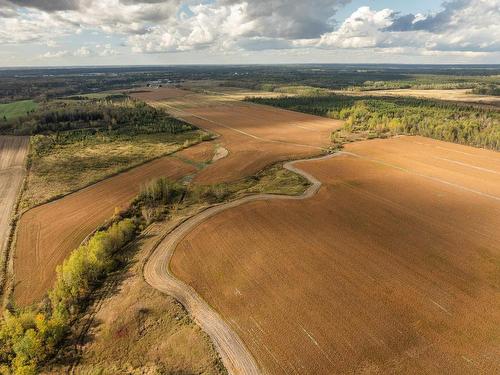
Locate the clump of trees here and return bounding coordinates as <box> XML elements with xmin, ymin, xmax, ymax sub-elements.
<box><xmin>136</xmin><ymin>178</ymin><xmax>187</xmax><ymax>223</ymax></box>
<box><xmin>0</xmin><ymin>219</ymin><xmax>136</xmax><ymax>374</ymax></box>
<box><xmin>134</xmin><ymin>177</ymin><xmax>232</xmax><ymax>223</ymax></box>
<box><xmin>248</xmin><ymin>95</ymin><xmax>500</xmax><ymax>150</ymax></box>
<box><xmin>470</xmin><ymin>85</ymin><xmax>500</xmax><ymax>96</ymax></box>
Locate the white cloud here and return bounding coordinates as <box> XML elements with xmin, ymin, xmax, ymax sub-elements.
<box><xmin>316</xmin><ymin>1</ymin><xmax>500</xmax><ymax>55</ymax></box>
<box><xmin>39</xmin><ymin>50</ymin><xmax>70</xmax><ymax>58</ymax></box>
<box><xmin>73</xmin><ymin>46</ymin><xmax>91</xmax><ymax>56</ymax></box>
<box><xmin>318</xmin><ymin>6</ymin><xmax>393</xmax><ymax>49</ymax></box>
<box><xmin>96</xmin><ymin>43</ymin><xmax>118</xmax><ymax>56</ymax></box>
<box><xmin>2</xmin><ymin>0</ymin><xmax>500</xmax><ymax>62</ymax></box>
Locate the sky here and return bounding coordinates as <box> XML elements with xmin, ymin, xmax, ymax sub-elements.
<box><xmin>0</xmin><ymin>0</ymin><xmax>499</xmax><ymax>66</ymax></box>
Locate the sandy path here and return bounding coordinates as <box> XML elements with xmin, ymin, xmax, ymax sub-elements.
<box><xmin>170</xmin><ymin>137</ymin><xmax>500</xmax><ymax>374</ymax></box>
<box><xmin>137</xmin><ymin>87</ymin><xmax>344</xmax><ymax>374</ymax></box>
<box><xmin>0</xmin><ymin>136</ymin><xmax>29</xmax><ymax>278</ymax></box>
<box><xmin>143</xmin><ymin>153</ymin><xmax>336</xmax><ymax>375</ymax></box>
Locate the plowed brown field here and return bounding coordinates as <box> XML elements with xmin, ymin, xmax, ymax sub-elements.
<box><xmin>14</xmin><ymin>87</ymin><xmax>341</xmax><ymax>307</ymax></box>
<box><xmin>14</xmin><ymin>155</ymin><xmax>197</xmax><ymax>306</ymax></box>
<box><xmin>0</xmin><ymin>136</ymin><xmax>28</xmax><ymax>261</ymax></box>
<box><xmin>132</xmin><ymin>87</ymin><xmax>342</xmax><ymax>184</ymax></box>
<box><xmin>171</xmin><ymin>136</ymin><xmax>500</xmax><ymax>374</ymax></box>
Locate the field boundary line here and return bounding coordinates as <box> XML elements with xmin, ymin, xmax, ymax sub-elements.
<box><xmin>143</xmin><ymin>152</ymin><xmax>338</xmax><ymax>375</ymax></box>
<box><xmin>15</xmin><ymin>133</ymin><xmax>208</xmax><ymax>218</ymax></box>
<box><xmin>431</xmin><ymin>156</ymin><xmax>500</xmax><ymax>175</ymax></box>
<box><xmin>342</xmin><ymin>151</ymin><xmax>500</xmax><ymax>201</ymax></box>
<box><xmin>157</xmin><ymin>102</ymin><xmax>328</xmax><ymax>151</ymax></box>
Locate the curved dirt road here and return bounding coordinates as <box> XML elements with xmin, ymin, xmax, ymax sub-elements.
<box><xmin>143</xmin><ymin>153</ymin><xmax>337</xmax><ymax>375</ymax></box>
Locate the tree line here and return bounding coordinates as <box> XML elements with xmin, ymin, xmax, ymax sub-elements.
<box><xmin>248</xmin><ymin>95</ymin><xmax>500</xmax><ymax>150</ymax></box>
<box><xmin>0</xmin><ymin>174</ymin><xmax>232</xmax><ymax>374</ymax></box>
<box><xmin>0</xmin><ymin>98</ymin><xmax>194</xmax><ymax>137</ymax></box>
<box><xmin>0</xmin><ymin>219</ymin><xmax>136</xmax><ymax>374</ymax></box>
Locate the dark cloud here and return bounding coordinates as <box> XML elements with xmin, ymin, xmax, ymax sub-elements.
<box><xmin>6</xmin><ymin>0</ymin><xmax>81</xmax><ymax>11</ymax></box>
<box><xmin>119</xmin><ymin>0</ymin><xmax>174</xmax><ymax>4</ymax></box>
<box><xmin>385</xmin><ymin>0</ymin><xmax>469</xmax><ymax>32</ymax></box>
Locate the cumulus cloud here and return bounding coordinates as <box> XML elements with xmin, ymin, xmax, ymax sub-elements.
<box><xmin>38</xmin><ymin>44</ymin><xmax>119</xmax><ymax>59</ymax></box>
<box><xmin>317</xmin><ymin>0</ymin><xmax>500</xmax><ymax>55</ymax></box>
<box><xmin>0</xmin><ymin>6</ymin><xmax>74</xmax><ymax>43</ymax></box>
<box><xmin>318</xmin><ymin>6</ymin><xmax>394</xmax><ymax>49</ymax></box>
<box><xmin>2</xmin><ymin>0</ymin><xmax>500</xmax><ymax>60</ymax></box>
<box><xmin>39</xmin><ymin>50</ymin><xmax>70</xmax><ymax>58</ymax></box>
<box><xmin>219</xmin><ymin>0</ymin><xmax>350</xmax><ymax>39</ymax></box>
<box><xmin>385</xmin><ymin>0</ymin><xmax>470</xmax><ymax>32</ymax></box>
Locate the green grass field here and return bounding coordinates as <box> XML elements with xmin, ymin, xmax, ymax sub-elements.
<box><xmin>0</xmin><ymin>100</ymin><xmax>38</xmax><ymax>120</ymax></box>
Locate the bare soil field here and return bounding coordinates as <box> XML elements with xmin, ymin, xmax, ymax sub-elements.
<box><xmin>337</xmin><ymin>88</ymin><xmax>500</xmax><ymax>106</ymax></box>
<box><xmin>20</xmin><ymin>131</ymin><xmax>203</xmax><ymax>210</ymax></box>
<box><xmin>14</xmin><ymin>86</ymin><xmax>341</xmax><ymax>307</ymax></box>
<box><xmin>132</xmin><ymin>87</ymin><xmax>342</xmax><ymax>184</ymax></box>
<box><xmin>13</xmin><ymin>151</ymin><xmax>201</xmax><ymax>306</ymax></box>
<box><xmin>171</xmin><ymin>136</ymin><xmax>500</xmax><ymax>374</ymax></box>
<box><xmin>0</xmin><ymin>136</ymin><xmax>29</xmax><ymax>273</ymax></box>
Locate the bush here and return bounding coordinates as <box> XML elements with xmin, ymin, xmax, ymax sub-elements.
<box><xmin>137</xmin><ymin>178</ymin><xmax>186</xmax><ymax>208</ymax></box>
<box><xmin>0</xmin><ymin>219</ymin><xmax>136</xmax><ymax>373</ymax></box>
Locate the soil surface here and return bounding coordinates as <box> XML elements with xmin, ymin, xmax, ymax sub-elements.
<box><xmin>131</xmin><ymin>87</ymin><xmax>342</xmax><ymax>184</ymax></box>
<box><xmin>171</xmin><ymin>136</ymin><xmax>500</xmax><ymax>374</ymax></box>
<box><xmin>0</xmin><ymin>136</ymin><xmax>28</xmax><ymax>279</ymax></box>
<box><xmin>336</xmin><ymin>88</ymin><xmax>500</xmax><ymax>107</ymax></box>
<box><xmin>13</xmin><ymin>153</ymin><xmax>198</xmax><ymax>305</ymax></box>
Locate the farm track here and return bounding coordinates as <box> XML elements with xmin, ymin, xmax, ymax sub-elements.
<box><xmin>131</xmin><ymin>87</ymin><xmax>346</xmax><ymax>374</ymax></box>
<box><xmin>143</xmin><ymin>153</ymin><xmax>336</xmax><ymax>375</ymax></box>
<box><xmin>171</xmin><ymin>136</ymin><xmax>500</xmax><ymax>374</ymax></box>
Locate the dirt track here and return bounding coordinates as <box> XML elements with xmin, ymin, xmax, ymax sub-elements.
<box><xmin>0</xmin><ymin>136</ymin><xmax>28</xmax><ymax>277</ymax></box>
<box><xmin>170</xmin><ymin>136</ymin><xmax>500</xmax><ymax>374</ymax></box>
<box><xmin>144</xmin><ymin>154</ymin><xmax>334</xmax><ymax>375</ymax></box>
<box><xmin>14</xmin><ymin>88</ymin><xmax>341</xmax><ymax>307</ymax></box>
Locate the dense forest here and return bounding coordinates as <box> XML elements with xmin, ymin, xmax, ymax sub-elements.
<box><xmin>248</xmin><ymin>95</ymin><xmax>500</xmax><ymax>150</ymax></box>
<box><xmin>0</xmin><ymin>97</ymin><xmax>193</xmax><ymax>137</ymax></box>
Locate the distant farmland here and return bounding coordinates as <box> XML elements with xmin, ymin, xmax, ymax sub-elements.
<box><xmin>171</xmin><ymin>136</ymin><xmax>500</xmax><ymax>374</ymax></box>
<box><xmin>131</xmin><ymin>87</ymin><xmax>342</xmax><ymax>184</ymax></box>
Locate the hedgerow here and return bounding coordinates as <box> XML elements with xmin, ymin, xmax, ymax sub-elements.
<box><xmin>0</xmin><ymin>219</ymin><xmax>136</xmax><ymax>374</ymax></box>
